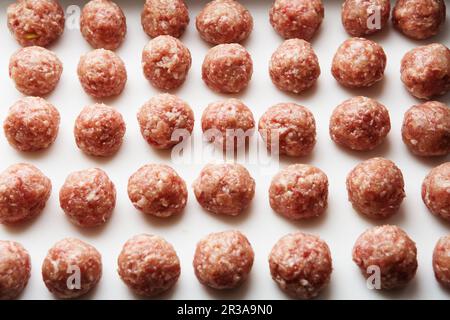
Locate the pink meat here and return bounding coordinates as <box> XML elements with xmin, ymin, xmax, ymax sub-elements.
<box><xmin>329</xmin><ymin>96</ymin><xmax>391</xmax><ymax>151</ymax></box>
<box><xmin>118</xmin><ymin>234</ymin><xmax>180</xmax><ymax>297</ymax></box>
<box><xmin>331</xmin><ymin>37</ymin><xmax>386</xmax><ymax>88</ymax></box>
<box><xmin>80</xmin><ymin>0</ymin><xmax>127</xmax><ymax>50</ymax></box>
<box><xmin>142</xmin><ymin>35</ymin><xmax>191</xmax><ymax>90</ymax></box>
<box><xmin>128</xmin><ymin>164</ymin><xmax>187</xmax><ymax>218</ymax></box>
<box><xmin>74</xmin><ymin>104</ymin><xmax>126</xmax><ymax>157</ymax></box>
<box><xmin>196</xmin><ymin>0</ymin><xmax>253</xmax><ymax>44</ymax></box>
<box><xmin>4</xmin><ymin>97</ymin><xmax>60</xmax><ymax>152</ymax></box>
<box><xmin>269</xmin><ymin>232</ymin><xmax>332</xmax><ymax>299</ymax></box>
<box><xmin>269</xmin><ymin>39</ymin><xmax>321</xmax><ymax>94</ymax></box>
<box><xmin>193</xmin><ymin>163</ymin><xmax>255</xmax><ymax>216</ymax></box>
<box><xmin>352</xmin><ymin>225</ymin><xmax>417</xmax><ymax>290</ymax></box>
<box><xmin>193</xmin><ymin>230</ymin><xmax>254</xmax><ymax>289</ymax></box>
<box><xmin>42</xmin><ymin>238</ymin><xmax>102</xmax><ymax>299</ymax></box>
<box><xmin>59</xmin><ymin>168</ymin><xmax>116</xmax><ymax>228</ymax></box>
<box><xmin>269</xmin><ymin>164</ymin><xmax>328</xmax><ymax>220</ymax></box>
<box><xmin>202</xmin><ymin>43</ymin><xmax>253</xmax><ymax>94</ymax></box>
<box><xmin>0</xmin><ymin>163</ymin><xmax>51</xmax><ymax>225</ymax></box>
<box><xmin>346</xmin><ymin>157</ymin><xmax>405</xmax><ymax>219</ymax></box>
<box><xmin>259</xmin><ymin>103</ymin><xmax>316</xmax><ymax>157</ymax></box>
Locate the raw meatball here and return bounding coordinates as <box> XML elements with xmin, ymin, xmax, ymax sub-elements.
<box><xmin>77</xmin><ymin>49</ymin><xmax>127</xmax><ymax>98</ymax></box>
<box><xmin>4</xmin><ymin>97</ymin><xmax>60</xmax><ymax>152</ymax></box>
<box><xmin>269</xmin><ymin>39</ymin><xmax>321</xmax><ymax>94</ymax></box>
<box><xmin>269</xmin><ymin>0</ymin><xmax>324</xmax><ymax>41</ymax></box>
<box><xmin>392</xmin><ymin>0</ymin><xmax>446</xmax><ymax>40</ymax></box>
<box><xmin>201</xmin><ymin>99</ymin><xmax>255</xmax><ymax>150</ymax></box>
<box><xmin>193</xmin><ymin>163</ymin><xmax>255</xmax><ymax>216</ymax></box>
<box><xmin>401</xmin><ymin>101</ymin><xmax>450</xmax><ymax>157</ymax></box>
<box><xmin>269</xmin><ymin>232</ymin><xmax>332</xmax><ymax>299</ymax></box>
<box><xmin>128</xmin><ymin>164</ymin><xmax>187</xmax><ymax>218</ymax></box>
<box><xmin>59</xmin><ymin>168</ymin><xmax>116</xmax><ymax>228</ymax></box>
<box><xmin>341</xmin><ymin>0</ymin><xmax>390</xmax><ymax>37</ymax></box>
<box><xmin>331</xmin><ymin>37</ymin><xmax>386</xmax><ymax>88</ymax></box>
<box><xmin>400</xmin><ymin>44</ymin><xmax>450</xmax><ymax>100</ymax></box>
<box><xmin>0</xmin><ymin>241</ymin><xmax>31</xmax><ymax>300</ymax></box>
<box><xmin>347</xmin><ymin>158</ymin><xmax>405</xmax><ymax>219</ymax></box>
<box><xmin>433</xmin><ymin>236</ymin><xmax>450</xmax><ymax>288</ymax></box>
<box><xmin>9</xmin><ymin>46</ymin><xmax>63</xmax><ymax>96</ymax></box>
<box><xmin>202</xmin><ymin>44</ymin><xmax>253</xmax><ymax>94</ymax></box>
<box><xmin>141</xmin><ymin>0</ymin><xmax>189</xmax><ymax>38</ymax></box>
<box><xmin>80</xmin><ymin>0</ymin><xmax>127</xmax><ymax>50</ymax></box>
<box><xmin>74</xmin><ymin>104</ymin><xmax>126</xmax><ymax>157</ymax></box>
<box><xmin>422</xmin><ymin>163</ymin><xmax>450</xmax><ymax>220</ymax></box>
<box><xmin>137</xmin><ymin>94</ymin><xmax>194</xmax><ymax>149</ymax></box>
<box><xmin>329</xmin><ymin>96</ymin><xmax>391</xmax><ymax>151</ymax></box>
<box><xmin>352</xmin><ymin>225</ymin><xmax>418</xmax><ymax>290</ymax></box>
<box><xmin>42</xmin><ymin>238</ymin><xmax>102</xmax><ymax>299</ymax></box>
<box><xmin>118</xmin><ymin>234</ymin><xmax>180</xmax><ymax>297</ymax></box>
<box><xmin>7</xmin><ymin>0</ymin><xmax>65</xmax><ymax>47</ymax></box>
<box><xmin>196</xmin><ymin>0</ymin><xmax>253</xmax><ymax>44</ymax></box>
<box><xmin>0</xmin><ymin>163</ymin><xmax>51</xmax><ymax>225</ymax></box>
<box><xmin>193</xmin><ymin>230</ymin><xmax>254</xmax><ymax>289</ymax></box>
<box><xmin>269</xmin><ymin>164</ymin><xmax>328</xmax><ymax>220</ymax></box>
<box><xmin>259</xmin><ymin>103</ymin><xmax>316</xmax><ymax>157</ymax></box>
<box><xmin>142</xmin><ymin>35</ymin><xmax>192</xmax><ymax>90</ymax></box>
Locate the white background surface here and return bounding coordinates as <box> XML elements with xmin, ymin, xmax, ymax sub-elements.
<box><xmin>0</xmin><ymin>0</ymin><xmax>449</xmax><ymax>300</ymax></box>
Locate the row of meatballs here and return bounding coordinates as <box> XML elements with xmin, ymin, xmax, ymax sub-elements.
<box><xmin>8</xmin><ymin>37</ymin><xmax>450</xmax><ymax>101</ymax></box>
<box><xmin>6</xmin><ymin>0</ymin><xmax>447</xmax><ymax>49</ymax></box>
<box><xmin>3</xmin><ymin>94</ymin><xmax>449</xmax><ymax>158</ymax></box>
<box><xmin>0</xmin><ymin>159</ymin><xmax>448</xmax><ymax>227</ymax></box>
<box><xmin>1</xmin><ymin>227</ymin><xmax>450</xmax><ymax>300</ymax></box>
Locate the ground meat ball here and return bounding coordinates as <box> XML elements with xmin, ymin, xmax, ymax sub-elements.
<box><xmin>401</xmin><ymin>101</ymin><xmax>450</xmax><ymax>157</ymax></box>
<box><xmin>269</xmin><ymin>39</ymin><xmax>321</xmax><ymax>94</ymax></box>
<box><xmin>42</xmin><ymin>238</ymin><xmax>102</xmax><ymax>299</ymax></box>
<box><xmin>137</xmin><ymin>94</ymin><xmax>194</xmax><ymax>149</ymax></box>
<box><xmin>59</xmin><ymin>168</ymin><xmax>116</xmax><ymax>228</ymax></box>
<box><xmin>201</xmin><ymin>99</ymin><xmax>255</xmax><ymax>150</ymax></box>
<box><xmin>141</xmin><ymin>0</ymin><xmax>189</xmax><ymax>38</ymax></box>
<box><xmin>269</xmin><ymin>164</ymin><xmax>328</xmax><ymax>220</ymax></box>
<box><xmin>352</xmin><ymin>225</ymin><xmax>417</xmax><ymax>290</ymax></box>
<box><xmin>0</xmin><ymin>163</ymin><xmax>51</xmax><ymax>225</ymax></box>
<box><xmin>329</xmin><ymin>96</ymin><xmax>391</xmax><ymax>151</ymax></box>
<box><xmin>331</xmin><ymin>38</ymin><xmax>386</xmax><ymax>88</ymax></box>
<box><xmin>400</xmin><ymin>44</ymin><xmax>450</xmax><ymax>100</ymax></box>
<box><xmin>80</xmin><ymin>0</ymin><xmax>127</xmax><ymax>50</ymax></box>
<box><xmin>341</xmin><ymin>0</ymin><xmax>390</xmax><ymax>37</ymax></box>
<box><xmin>4</xmin><ymin>97</ymin><xmax>60</xmax><ymax>152</ymax></box>
<box><xmin>202</xmin><ymin>44</ymin><xmax>253</xmax><ymax>94</ymax></box>
<box><xmin>77</xmin><ymin>49</ymin><xmax>127</xmax><ymax>99</ymax></box>
<box><xmin>196</xmin><ymin>0</ymin><xmax>253</xmax><ymax>44</ymax></box>
<box><xmin>9</xmin><ymin>46</ymin><xmax>63</xmax><ymax>96</ymax></box>
<box><xmin>193</xmin><ymin>230</ymin><xmax>254</xmax><ymax>290</ymax></box>
<box><xmin>269</xmin><ymin>232</ymin><xmax>332</xmax><ymax>299</ymax></box>
<box><xmin>142</xmin><ymin>35</ymin><xmax>192</xmax><ymax>90</ymax></box>
<box><xmin>74</xmin><ymin>104</ymin><xmax>126</xmax><ymax>157</ymax></box>
<box><xmin>269</xmin><ymin>0</ymin><xmax>324</xmax><ymax>41</ymax></box>
<box><xmin>7</xmin><ymin>0</ymin><xmax>65</xmax><ymax>47</ymax></box>
<box><xmin>347</xmin><ymin>158</ymin><xmax>405</xmax><ymax>219</ymax></box>
<box><xmin>433</xmin><ymin>236</ymin><xmax>450</xmax><ymax>288</ymax></box>
<box><xmin>259</xmin><ymin>103</ymin><xmax>316</xmax><ymax>157</ymax></box>
<box><xmin>422</xmin><ymin>163</ymin><xmax>450</xmax><ymax>220</ymax></box>
<box><xmin>128</xmin><ymin>164</ymin><xmax>187</xmax><ymax>218</ymax></box>
<box><xmin>392</xmin><ymin>0</ymin><xmax>446</xmax><ymax>40</ymax></box>
<box><xmin>193</xmin><ymin>163</ymin><xmax>255</xmax><ymax>216</ymax></box>
<box><xmin>118</xmin><ymin>234</ymin><xmax>180</xmax><ymax>297</ymax></box>
<box><xmin>0</xmin><ymin>241</ymin><xmax>31</xmax><ymax>300</ymax></box>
